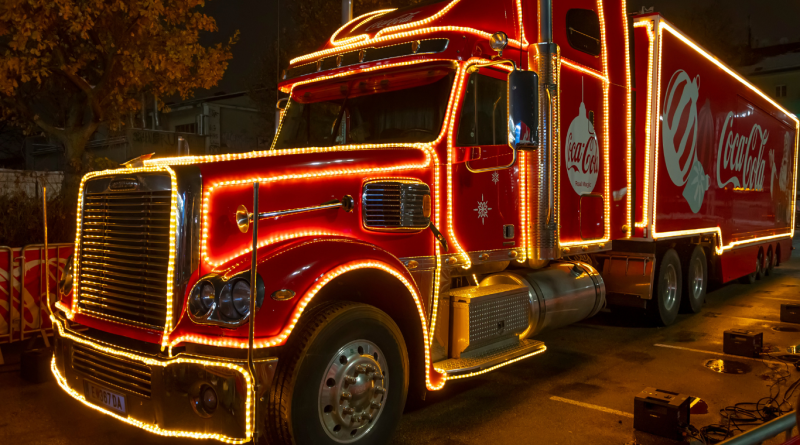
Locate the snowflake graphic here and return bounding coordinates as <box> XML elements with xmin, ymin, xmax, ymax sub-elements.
<box><xmin>491</xmin><ymin>171</ymin><xmax>499</xmax><ymax>184</ymax></box>
<box><xmin>473</xmin><ymin>194</ymin><xmax>492</xmax><ymax>225</ymax></box>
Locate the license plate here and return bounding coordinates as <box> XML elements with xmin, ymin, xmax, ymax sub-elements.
<box><xmin>84</xmin><ymin>381</ymin><xmax>128</xmax><ymax>416</ymax></box>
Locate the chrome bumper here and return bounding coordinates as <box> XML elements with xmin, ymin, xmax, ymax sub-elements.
<box><xmin>51</xmin><ymin>320</ymin><xmax>275</xmax><ymax>444</ymax></box>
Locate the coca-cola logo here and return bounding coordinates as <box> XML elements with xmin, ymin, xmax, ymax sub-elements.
<box><xmin>364</xmin><ymin>11</ymin><xmax>420</xmax><ymax>32</ymax></box>
<box><xmin>661</xmin><ymin>69</ymin><xmax>708</xmax><ymax>213</ymax></box>
<box><xmin>564</xmin><ymin>100</ymin><xmax>599</xmax><ymax>196</ymax></box>
<box><xmin>716</xmin><ymin>111</ymin><xmax>768</xmax><ymax>191</ymax></box>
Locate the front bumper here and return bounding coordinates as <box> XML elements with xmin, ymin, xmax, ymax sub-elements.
<box><xmin>52</xmin><ymin>319</ymin><xmax>274</xmax><ymax>444</ymax></box>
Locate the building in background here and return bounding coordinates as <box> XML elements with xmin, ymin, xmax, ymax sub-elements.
<box><xmin>26</xmin><ymin>91</ymin><xmax>268</xmax><ymax>169</ymax></box>
<box><xmin>741</xmin><ymin>44</ymin><xmax>800</xmax><ymax>117</ymax></box>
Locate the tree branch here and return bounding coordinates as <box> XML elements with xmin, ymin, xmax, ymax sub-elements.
<box><xmin>52</xmin><ymin>47</ymin><xmax>105</xmax><ymax>123</ymax></box>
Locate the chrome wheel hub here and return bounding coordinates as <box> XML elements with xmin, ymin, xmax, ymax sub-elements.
<box><xmin>663</xmin><ymin>264</ymin><xmax>678</xmax><ymax>311</ymax></box>
<box><xmin>318</xmin><ymin>340</ymin><xmax>388</xmax><ymax>442</ymax></box>
<box><xmin>691</xmin><ymin>258</ymin><xmax>704</xmax><ymax>299</ymax></box>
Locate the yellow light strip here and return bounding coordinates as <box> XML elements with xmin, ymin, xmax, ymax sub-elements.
<box><xmin>329</xmin><ymin>9</ymin><xmax>396</xmax><ymax>47</ymax></box>
<box><xmin>561</xmin><ymin>58</ymin><xmax>608</xmax><ymax>83</ymax></box>
<box><xmin>166</xmin><ymin>260</ymin><xmax>445</xmax><ymax>391</ymax></box>
<box><xmin>199</xmin><ymin>157</ymin><xmax>430</xmax><ymax>268</ymax></box>
<box><xmin>373</xmin><ymin>0</ymin><xmax>460</xmax><ymax>38</ymax></box>
<box><xmin>661</xmin><ymin>22</ymin><xmax>799</xmax><ymax>125</ymax></box>
<box><xmin>637</xmin><ymin>16</ymin><xmax>798</xmax><ymax>251</ymax></box>
<box><xmin>558</xmin><ymin>1</ymin><xmax>611</xmax><ymax>248</ymax></box>
<box><xmin>622</xmin><ymin>0</ymin><xmax>633</xmax><ymax>237</ymax></box>
<box><xmin>515</xmin><ymin>0</ymin><xmax>529</xmax><ymax>45</ymax></box>
<box><xmin>651</xmin><ymin>21</ymin><xmax>664</xmax><ymax>236</ymax></box>
<box><xmin>597</xmin><ymin>0</ymin><xmax>611</xmax><ymax>244</ymax></box>
<box><xmin>633</xmin><ymin>20</ymin><xmax>655</xmax><ymax>229</ymax></box>
<box><xmin>70</xmin><ymin>166</ymin><xmax>179</xmax><ymax>345</ymax></box>
<box><xmin>55</xmin><ymin>301</ymin><xmax>73</xmax><ymax>319</ymax></box>
<box><xmin>50</xmin><ymin>318</ymin><xmax>254</xmax><ymax>443</ymax></box>
<box><xmin>289</xmin><ymin>26</ymin><xmax>524</xmax><ymax>67</ymax></box>
<box><xmin>436</xmin><ymin>346</ymin><xmax>547</xmax><ymax>380</ymax></box>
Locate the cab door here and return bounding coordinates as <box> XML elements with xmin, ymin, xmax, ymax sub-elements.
<box><xmin>451</xmin><ymin>67</ymin><xmax>520</xmax><ymax>255</ymax></box>
<box><xmin>552</xmin><ymin>2</ymin><xmax>607</xmax><ymax>244</ymax></box>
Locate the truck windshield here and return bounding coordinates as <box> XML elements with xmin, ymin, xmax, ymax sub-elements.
<box><xmin>273</xmin><ymin>67</ymin><xmax>454</xmax><ymax>148</ymax></box>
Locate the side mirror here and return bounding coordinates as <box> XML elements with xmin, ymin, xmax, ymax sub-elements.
<box><xmin>507</xmin><ymin>70</ymin><xmax>539</xmax><ymax>150</ymax></box>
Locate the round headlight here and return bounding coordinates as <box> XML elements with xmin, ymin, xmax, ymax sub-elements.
<box><xmin>231</xmin><ymin>280</ymin><xmax>251</xmax><ymax>316</ymax></box>
<box><xmin>58</xmin><ymin>255</ymin><xmax>74</xmax><ymax>296</ymax></box>
<box><xmin>219</xmin><ymin>279</ymin><xmax>251</xmax><ymax>320</ymax></box>
<box><xmin>190</xmin><ymin>281</ymin><xmax>215</xmax><ymax>318</ymax></box>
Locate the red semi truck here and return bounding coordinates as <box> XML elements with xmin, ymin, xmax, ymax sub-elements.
<box><xmin>50</xmin><ymin>0</ymin><xmax>798</xmax><ymax>444</ymax></box>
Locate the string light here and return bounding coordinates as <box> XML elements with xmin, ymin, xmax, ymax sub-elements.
<box><xmin>634</xmin><ymin>16</ymin><xmax>798</xmax><ymax>251</ymax></box>
<box><xmin>436</xmin><ymin>346</ymin><xmax>547</xmax><ymax>380</ymax></box>
<box><xmin>166</xmin><ymin>260</ymin><xmax>445</xmax><ymax>390</ymax></box>
<box><xmin>329</xmin><ymin>9</ymin><xmax>396</xmax><ymax>47</ymax></box>
<box><xmin>558</xmin><ymin>0</ymin><xmax>611</xmax><ymax>248</ymax></box>
<box><xmin>69</xmin><ymin>167</ymin><xmax>179</xmax><ymax>345</ymax></box>
<box><xmin>633</xmin><ymin>20</ymin><xmax>655</xmax><ymax>230</ymax></box>
<box><xmin>622</xmin><ymin>0</ymin><xmax>633</xmax><ymax>238</ymax></box>
<box><xmin>50</xmin><ymin>318</ymin><xmax>254</xmax><ymax>443</ymax></box>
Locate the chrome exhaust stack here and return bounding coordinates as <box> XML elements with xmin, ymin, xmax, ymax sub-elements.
<box><xmin>530</xmin><ymin>0</ymin><xmax>560</xmax><ymax>262</ymax></box>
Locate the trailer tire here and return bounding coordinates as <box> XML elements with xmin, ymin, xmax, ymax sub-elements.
<box><xmin>681</xmin><ymin>246</ymin><xmax>706</xmax><ymax>314</ymax></box>
<box><xmin>649</xmin><ymin>249</ymin><xmax>682</xmax><ymax>326</ymax></box>
<box><xmin>755</xmin><ymin>249</ymin><xmax>766</xmax><ymax>280</ymax></box>
<box><xmin>766</xmin><ymin>247</ymin><xmax>775</xmax><ymax>276</ymax></box>
<box><xmin>263</xmin><ymin>301</ymin><xmax>409</xmax><ymax>445</ymax></box>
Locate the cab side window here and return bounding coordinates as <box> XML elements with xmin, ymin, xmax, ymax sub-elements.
<box><xmin>566</xmin><ymin>9</ymin><xmax>601</xmax><ymax>56</ymax></box>
<box><xmin>456</xmin><ymin>72</ymin><xmax>508</xmax><ymax>146</ymax></box>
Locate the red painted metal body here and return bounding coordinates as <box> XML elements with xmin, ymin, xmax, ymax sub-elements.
<box><xmin>58</xmin><ymin>0</ymin><xmax>798</xmax><ymax>386</ymax></box>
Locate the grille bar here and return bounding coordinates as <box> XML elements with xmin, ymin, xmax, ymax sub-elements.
<box><xmin>72</xmin><ymin>343</ymin><xmax>152</xmax><ymax>398</ymax></box>
<box><xmin>362</xmin><ymin>182</ymin><xmax>430</xmax><ymax>229</ymax></box>
<box><xmin>77</xmin><ymin>183</ymin><xmax>172</xmax><ymax>330</ymax></box>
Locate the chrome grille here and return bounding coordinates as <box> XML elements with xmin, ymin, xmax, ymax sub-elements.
<box><xmin>362</xmin><ymin>182</ymin><xmax>430</xmax><ymax>229</ymax></box>
<box><xmin>77</xmin><ymin>184</ymin><xmax>172</xmax><ymax>329</ymax></box>
<box><xmin>72</xmin><ymin>342</ymin><xmax>152</xmax><ymax>397</ymax></box>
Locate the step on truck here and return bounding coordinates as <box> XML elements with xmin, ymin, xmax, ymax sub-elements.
<box><xmin>50</xmin><ymin>0</ymin><xmax>799</xmax><ymax>444</ymax></box>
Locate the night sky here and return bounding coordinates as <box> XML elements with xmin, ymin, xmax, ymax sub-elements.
<box><xmin>198</xmin><ymin>0</ymin><xmax>800</xmax><ymax>97</ymax></box>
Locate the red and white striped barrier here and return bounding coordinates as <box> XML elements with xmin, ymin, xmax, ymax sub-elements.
<box><xmin>0</xmin><ymin>244</ymin><xmax>73</xmax><ymax>345</ymax></box>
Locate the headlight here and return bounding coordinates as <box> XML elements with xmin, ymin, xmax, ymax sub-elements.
<box><xmin>189</xmin><ymin>281</ymin><xmax>216</xmax><ymax>318</ymax></box>
<box><xmin>58</xmin><ymin>255</ymin><xmax>74</xmax><ymax>296</ymax></box>
<box><xmin>219</xmin><ymin>279</ymin><xmax>251</xmax><ymax>320</ymax></box>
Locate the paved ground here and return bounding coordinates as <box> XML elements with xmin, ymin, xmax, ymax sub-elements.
<box><xmin>2</xmin><ymin>237</ymin><xmax>800</xmax><ymax>445</ymax></box>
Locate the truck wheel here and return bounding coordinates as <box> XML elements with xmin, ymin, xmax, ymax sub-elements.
<box><xmin>649</xmin><ymin>249</ymin><xmax>682</xmax><ymax>325</ymax></box>
<box><xmin>766</xmin><ymin>247</ymin><xmax>775</xmax><ymax>276</ymax></box>
<box><xmin>264</xmin><ymin>301</ymin><xmax>409</xmax><ymax>445</ymax></box>
<box><xmin>755</xmin><ymin>249</ymin><xmax>765</xmax><ymax>280</ymax></box>
<box><xmin>681</xmin><ymin>246</ymin><xmax>706</xmax><ymax>314</ymax></box>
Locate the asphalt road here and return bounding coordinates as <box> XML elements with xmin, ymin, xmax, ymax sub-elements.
<box><xmin>2</xmin><ymin>237</ymin><xmax>800</xmax><ymax>445</ymax></box>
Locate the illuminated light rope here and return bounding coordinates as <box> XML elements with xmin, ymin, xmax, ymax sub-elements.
<box><xmin>290</xmin><ymin>26</ymin><xmax>524</xmax><ymax>67</ymax></box>
<box><xmin>622</xmin><ymin>0</ymin><xmax>633</xmax><ymax>238</ymax></box>
<box><xmin>330</xmin><ymin>9</ymin><xmax>396</xmax><ymax>47</ymax></box>
<box><xmin>515</xmin><ymin>0</ymin><xmax>529</xmax><ymax>45</ymax></box>
<box><xmin>558</xmin><ymin>0</ymin><xmax>611</xmax><ymax>248</ymax></box>
<box><xmin>69</xmin><ymin>167</ymin><xmax>179</xmax><ymax>344</ymax></box>
<box><xmin>636</xmin><ymin>17</ymin><xmax>799</xmax><ymax>251</ymax></box>
<box><xmin>633</xmin><ymin>20</ymin><xmax>655</xmax><ymax>230</ymax></box>
<box><xmin>436</xmin><ymin>346</ymin><xmax>547</xmax><ymax>380</ymax></box>
<box><xmin>199</xmin><ymin>158</ymin><xmax>430</xmax><ymax>268</ymax></box>
<box><xmin>561</xmin><ymin>58</ymin><xmax>608</xmax><ymax>83</ymax></box>
<box><xmin>50</xmin><ymin>318</ymin><xmax>255</xmax><ymax>444</ymax></box>
<box><xmin>167</xmin><ymin>260</ymin><xmax>446</xmax><ymax>391</ymax></box>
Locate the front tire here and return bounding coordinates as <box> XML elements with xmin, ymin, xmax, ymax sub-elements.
<box><xmin>681</xmin><ymin>246</ymin><xmax>707</xmax><ymax>314</ymax></box>
<box><xmin>649</xmin><ymin>249</ymin><xmax>682</xmax><ymax>325</ymax></box>
<box><xmin>265</xmin><ymin>301</ymin><xmax>409</xmax><ymax>445</ymax></box>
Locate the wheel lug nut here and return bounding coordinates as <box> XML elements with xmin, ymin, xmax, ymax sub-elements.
<box><xmin>365</xmin><ymin>413</ymin><xmax>373</xmax><ymax>421</ymax></box>
<box><xmin>343</xmin><ymin>407</ymin><xmax>354</xmax><ymax>415</ymax></box>
<box><xmin>344</xmin><ymin>375</ymin><xmax>357</xmax><ymax>384</ymax></box>
<box><xmin>341</xmin><ymin>392</ymin><xmax>352</xmax><ymax>400</ymax></box>
<box><xmin>374</xmin><ymin>386</ymin><xmax>385</xmax><ymax>394</ymax></box>
<box><xmin>356</xmin><ymin>365</ymin><xmax>368</xmax><ymax>373</ymax></box>
<box><xmin>371</xmin><ymin>401</ymin><xmax>382</xmax><ymax>409</ymax></box>
<box><xmin>372</xmin><ymin>373</ymin><xmax>382</xmax><ymax>380</ymax></box>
